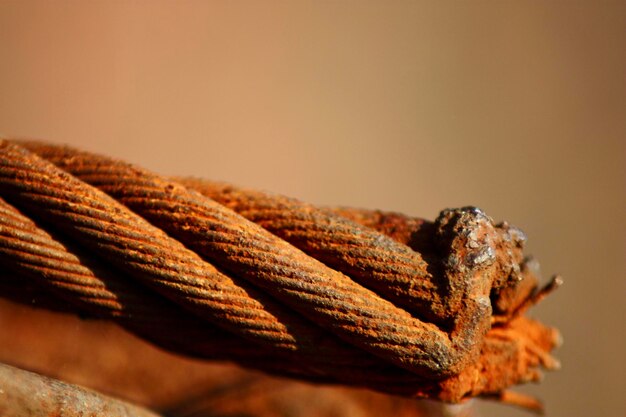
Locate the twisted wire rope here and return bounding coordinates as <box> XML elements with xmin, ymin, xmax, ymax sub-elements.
<box><xmin>175</xmin><ymin>179</ymin><xmax>447</xmax><ymax>319</ymax></box>
<box><xmin>0</xmin><ymin>166</ymin><xmax>431</xmax><ymax>390</ymax></box>
<box><xmin>0</xmin><ymin>196</ymin><xmax>287</xmax><ymax>367</ymax></box>
<box><xmin>0</xmin><ymin>143</ymin><xmax>405</xmax><ymax>371</ymax></box>
<box><xmin>8</xmin><ymin>141</ymin><xmax>470</xmax><ymax>377</ymax></box>
<box><xmin>0</xmin><ymin>139</ymin><xmax>560</xmax><ymax>403</ymax></box>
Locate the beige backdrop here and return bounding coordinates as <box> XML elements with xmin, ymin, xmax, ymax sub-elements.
<box><xmin>0</xmin><ymin>1</ymin><xmax>624</xmax><ymax>416</ymax></box>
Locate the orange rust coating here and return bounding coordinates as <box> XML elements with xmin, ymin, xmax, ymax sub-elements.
<box><xmin>327</xmin><ymin>206</ymin><xmax>437</xmax><ymax>255</ymax></box>
<box><xmin>0</xmin><ymin>197</ymin><xmax>302</xmax><ymax>373</ymax></box>
<box><xmin>0</xmin><ymin>278</ymin><xmax>559</xmax><ymax>403</ymax></box>
<box><xmin>0</xmin><ymin>197</ymin><xmax>453</xmax><ymax>390</ymax></box>
<box><xmin>0</xmin><ymin>139</ymin><xmax>561</xmax><ymax>403</ymax></box>
<box><xmin>0</xmin><ymin>142</ymin><xmax>425</xmax><ymax>375</ymax></box>
<box><xmin>175</xmin><ymin>179</ymin><xmax>447</xmax><ymax>321</ymax></box>
<box><xmin>176</xmin><ymin>179</ymin><xmax>533</xmax><ymax>341</ymax></box>
<box><xmin>13</xmin><ymin>141</ymin><xmax>482</xmax><ymax>378</ymax></box>
<box><xmin>326</xmin><ymin>206</ymin><xmax>543</xmax><ymax>318</ymax></box>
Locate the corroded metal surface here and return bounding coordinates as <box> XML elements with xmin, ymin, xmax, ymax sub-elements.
<box><xmin>0</xmin><ymin>139</ymin><xmax>561</xmax><ymax>404</ymax></box>
<box><xmin>0</xmin><ymin>197</ymin><xmax>297</xmax><ymax>373</ymax></box>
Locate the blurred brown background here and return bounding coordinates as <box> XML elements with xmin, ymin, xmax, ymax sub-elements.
<box><xmin>0</xmin><ymin>1</ymin><xmax>624</xmax><ymax>416</ymax></box>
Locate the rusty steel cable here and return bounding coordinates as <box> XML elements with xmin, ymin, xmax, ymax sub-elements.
<box><xmin>0</xmin><ymin>143</ymin><xmax>385</xmax><ymax>368</ymax></box>
<box><xmin>0</xmin><ymin>266</ymin><xmax>559</xmax><ymax>404</ymax></box>
<box><xmin>0</xmin><ymin>270</ymin><xmax>561</xmax><ymax>402</ymax></box>
<box><xmin>319</xmin><ymin>206</ymin><xmax>557</xmax><ymax>320</ymax></box>
<box><xmin>0</xmin><ymin>197</ymin><xmax>431</xmax><ymax>391</ymax></box>
<box><xmin>13</xmin><ymin>141</ymin><xmax>482</xmax><ymax>377</ymax></box>
<box><xmin>0</xmin><ymin>196</ymin><xmax>297</xmax><ymax>370</ymax></box>
<box><xmin>0</xmin><ymin>139</ymin><xmax>561</xmax><ymax>404</ymax></box>
<box><xmin>176</xmin><ymin>180</ymin><xmax>551</xmax><ymax>321</ymax></box>
<box><xmin>175</xmin><ymin>180</ymin><xmax>531</xmax><ymax>324</ymax></box>
<box><xmin>174</xmin><ymin>179</ymin><xmax>448</xmax><ymax>319</ymax></box>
